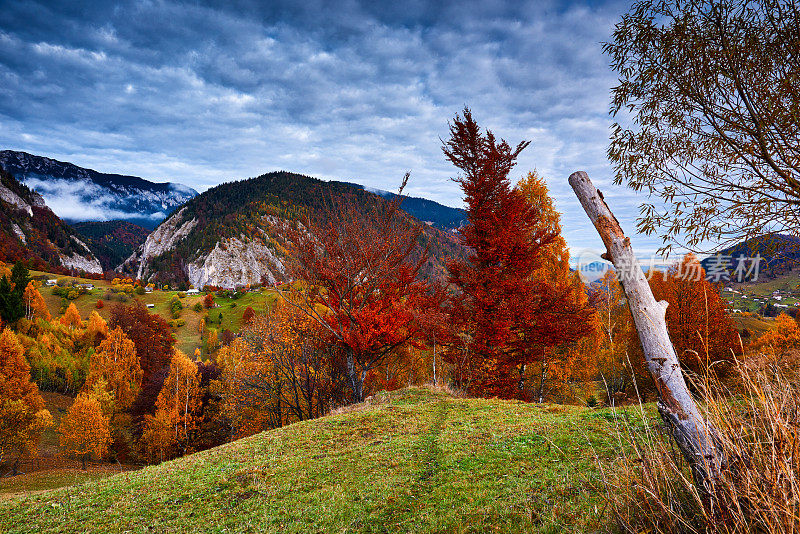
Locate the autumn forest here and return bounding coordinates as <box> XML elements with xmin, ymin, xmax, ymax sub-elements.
<box><xmin>2</xmin><ymin>0</ymin><xmax>800</xmax><ymax>532</ymax></box>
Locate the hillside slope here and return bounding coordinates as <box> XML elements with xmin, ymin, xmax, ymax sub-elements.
<box><xmin>701</xmin><ymin>234</ymin><xmax>800</xmax><ymax>281</ymax></box>
<box><xmin>123</xmin><ymin>171</ymin><xmax>463</xmax><ymax>289</ymax></box>
<box><xmin>71</xmin><ymin>220</ymin><xmax>150</xmax><ymax>272</ymax></box>
<box><xmin>0</xmin><ymin>388</ymin><xmax>636</xmax><ymax>533</ymax></box>
<box><xmin>0</xmin><ymin>169</ymin><xmax>102</xmax><ymax>273</ymax></box>
<box><xmin>344</xmin><ymin>182</ymin><xmax>467</xmax><ymax>230</ymax></box>
<box><xmin>0</xmin><ymin>151</ymin><xmax>197</xmax><ymax>229</ymax></box>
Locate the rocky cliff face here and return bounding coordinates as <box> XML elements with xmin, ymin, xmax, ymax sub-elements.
<box><xmin>185</xmin><ymin>235</ymin><xmax>284</xmax><ymax>289</ymax></box>
<box><xmin>0</xmin><ymin>150</ymin><xmax>197</xmax><ymax>229</ymax></box>
<box><xmin>122</xmin><ymin>208</ymin><xmax>285</xmax><ymax>288</ymax></box>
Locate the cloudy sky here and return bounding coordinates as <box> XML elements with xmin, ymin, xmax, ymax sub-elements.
<box><xmin>0</xmin><ymin>0</ymin><xmax>666</xmax><ymax>262</ymax></box>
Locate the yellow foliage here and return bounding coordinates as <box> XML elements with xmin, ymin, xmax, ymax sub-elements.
<box><xmin>754</xmin><ymin>313</ymin><xmax>800</xmax><ymax>355</ymax></box>
<box><xmin>85</xmin><ymin>326</ymin><xmax>142</xmax><ymax>412</ymax></box>
<box><xmin>86</xmin><ymin>311</ymin><xmax>108</xmax><ymax>341</ymax></box>
<box><xmin>144</xmin><ymin>351</ymin><xmax>201</xmax><ymax>459</ymax></box>
<box><xmin>23</xmin><ymin>282</ymin><xmax>51</xmax><ymax>321</ymax></box>
<box><xmin>57</xmin><ymin>393</ymin><xmax>111</xmax><ymax>466</ymax></box>
<box><xmin>60</xmin><ymin>303</ymin><xmax>84</xmax><ymax>330</ymax></box>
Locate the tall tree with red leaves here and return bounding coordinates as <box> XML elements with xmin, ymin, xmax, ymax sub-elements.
<box><xmin>443</xmin><ymin>109</ymin><xmax>593</xmax><ymax>398</ymax></box>
<box><xmin>285</xmin><ymin>174</ymin><xmax>436</xmax><ymax>402</ymax></box>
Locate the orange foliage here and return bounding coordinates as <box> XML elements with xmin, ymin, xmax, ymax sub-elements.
<box><xmin>85</xmin><ymin>310</ymin><xmax>109</xmax><ymax>345</ymax></box>
<box><xmin>753</xmin><ymin>313</ymin><xmax>800</xmax><ymax>356</ymax></box>
<box><xmin>85</xmin><ymin>326</ymin><xmax>142</xmax><ymax>413</ymax></box>
<box><xmin>218</xmin><ymin>302</ymin><xmax>346</xmax><ymax>439</ymax></box>
<box><xmin>647</xmin><ymin>254</ymin><xmax>741</xmax><ymax>377</ymax></box>
<box><xmin>60</xmin><ymin>302</ymin><xmax>84</xmax><ymax>330</ymax></box>
<box><xmin>286</xmin><ymin>174</ymin><xmax>433</xmax><ymax>402</ymax></box>
<box><xmin>143</xmin><ymin>351</ymin><xmax>201</xmax><ymax>459</ymax></box>
<box><xmin>0</xmin><ymin>328</ymin><xmax>52</xmax><ymax>467</ymax></box>
<box><xmin>23</xmin><ymin>282</ymin><xmax>50</xmax><ymax>321</ymax></box>
<box><xmin>57</xmin><ymin>393</ymin><xmax>111</xmax><ymax>469</ymax></box>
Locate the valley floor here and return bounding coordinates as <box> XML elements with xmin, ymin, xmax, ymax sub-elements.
<box><xmin>0</xmin><ymin>387</ymin><xmax>646</xmax><ymax>533</ymax></box>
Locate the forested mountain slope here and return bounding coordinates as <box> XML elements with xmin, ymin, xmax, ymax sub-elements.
<box><xmin>0</xmin><ymin>168</ymin><xmax>102</xmax><ymax>274</ymax></box>
<box><xmin>71</xmin><ymin>220</ymin><xmax>150</xmax><ymax>272</ymax></box>
<box><xmin>122</xmin><ymin>171</ymin><xmax>463</xmax><ymax>289</ymax></box>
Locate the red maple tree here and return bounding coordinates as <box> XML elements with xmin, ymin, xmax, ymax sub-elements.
<box><xmin>285</xmin><ymin>174</ymin><xmax>435</xmax><ymax>402</ymax></box>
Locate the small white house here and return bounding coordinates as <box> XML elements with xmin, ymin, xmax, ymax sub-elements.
<box><xmin>146</xmin><ymin>303</ymin><xmax>155</xmax><ymax>308</ymax></box>
<box><xmin>187</xmin><ymin>289</ymin><xmax>200</xmax><ymax>295</ymax></box>
<box><xmin>46</xmin><ymin>279</ymin><xmax>57</xmax><ymax>286</ymax></box>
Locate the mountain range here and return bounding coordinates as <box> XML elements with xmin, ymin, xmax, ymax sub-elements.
<box><xmin>344</xmin><ymin>183</ymin><xmax>466</xmax><ymax>230</ymax></box>
<box><xmin>0</xmin><ymin>151</ymin><xmax>197</xmax><ymax>229</ymax></box>
<box><xmin>700</xmin><ymin>234</ymin><xmax>800</xmax><ymax>282</ymax></box>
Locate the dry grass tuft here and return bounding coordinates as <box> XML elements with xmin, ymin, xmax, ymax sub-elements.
<box><xmin>602</xmin><ymin>357</ymin><xmax>800</xmax><ymax>533</ymax></box>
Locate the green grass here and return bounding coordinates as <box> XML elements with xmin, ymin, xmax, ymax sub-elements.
<box><xmin>0</xmin><ymin>387</ymin><xmax>648</xmax><ymax>533</ymax></box>
<box><xmin>0</xmin><ymin>467</ymin><xmax>133</xmax><ymax>500</ymax></box>
<box><xmin>28</xmin><ymin>270</ymin><xmax>279</xmax><ymax>357</ymax></box>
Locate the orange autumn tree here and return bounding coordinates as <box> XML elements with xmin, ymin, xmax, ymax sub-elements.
<box><xmin>206</xmin><ymin>329</ymin><xmax>219</xmax><ymax>353</ymax></box>
<box><xmin>217</xmin><ymin>301</ymin><xmax>347</xmax><ymax>439</ymax></box>
<box><xmin>753</xmin><ymin>313</ymin><xmax>800</xmax><ymax>358</ymax></box>
<box><xmin>0</xmin><ymin>328</ymin><xmax>52</xmax><ymax>474</ymax></box>
<box><xmin>588</xmin><ymin>269</ymin><xmax>641</xmax><ymax>398</ymax></box>
<box><xmin>85</xmin><ymin>326</ymin><xmax>142</xmax><ymax>413</ymax></box>
<box><xmin>144</xmin><ymin>351</ymin><xmax>201</xmax><ymax>459</ymax></box>
<box><xmin>443</xmin><ymin>110</ymin><xmax>593</xmax><ymax>398</ymax></box>
<box><xmin>241</xmin><ymin>306</ymin><xmax>255</xmax><ymax>325</ymax></box>
<box><xmin>646</xmin><ymin>254</ymin><xmax>741</xmax><ymax>378</ymax></box>
<box><xmin>517</xmin><ymin>170</ymin><xmax>595</xmax><ymax>401</ymax></box>
<box><xmin>60</xmin><ymin>302</ymin><xmax>84</xmax><ymax>330</ymax></box>
<box><xmin>85</xmin><ymin>310</ymin><xmax>109</xmax><ymax>346</ymax></box>
<box><xmin>57</xmin><ymin>393</ymin><xmax>111</xmax><ymax>469</ymax></box>
<box><xmin>217</xmin><ymin>335</ymin><xmax>282</xmax><ymax>440</ymax></box>
<box><xmin>23</xmin><ymin>282</ymin><xmax>50</xmax><ymax>321</ymax></box>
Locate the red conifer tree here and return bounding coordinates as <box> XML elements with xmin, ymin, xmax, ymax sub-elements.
<box><xmin>443</xmin><ymin>109</ymin><xmax>593</xmax><ymax>398</ymax></box>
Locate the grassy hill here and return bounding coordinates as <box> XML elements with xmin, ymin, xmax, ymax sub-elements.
<box><xmin>0</xmin><ymin>387</ymin><xmax>646</xmax><ymax>533</ymax></box>
<box><xmin>29</xmin><ymin>270</ymin><xmax>279</xmax><ymax>356</ymax></box>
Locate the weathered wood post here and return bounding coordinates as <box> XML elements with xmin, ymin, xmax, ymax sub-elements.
<box><xmin>569</xmin><ymin>170</ymin><xmax>722</xmax><ymax>491</ymax></box>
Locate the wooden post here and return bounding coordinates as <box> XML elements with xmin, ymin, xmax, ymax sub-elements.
<box><xmin>569</xmin><ymin>171</ymin><xmax>722</xmax><ymax>490</ymax></box>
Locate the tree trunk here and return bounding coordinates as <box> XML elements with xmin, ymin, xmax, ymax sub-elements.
<box><xmin>346</xmin><ymin>349</ymin><xmax>364</xmax><ymax>403</ymax></box>
<box><xmin>569</xmin><ymin>170</ymin><xmax>723</xmax><ymax>492</ymax></box>
<box><xmin>432</xmin><ymin>334</ymin><xmax>437</xmax><ymax>387</ymax></box>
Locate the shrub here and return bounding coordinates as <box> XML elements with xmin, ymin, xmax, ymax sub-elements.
<box><xmin>192</xmin><ymin>303</ymin><xmax>203</xmax><ymax>313</ymax></box>
<box><xmin>95</xmin><ymin>300</ymin><xmax>104</xmax><ymax>309</ymax></box>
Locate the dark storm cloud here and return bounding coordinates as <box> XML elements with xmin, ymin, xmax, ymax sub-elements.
<box><xmin>0</xmin><ymin>0</ymin><xmax>664</xmax><ymax>256</ymax></box>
